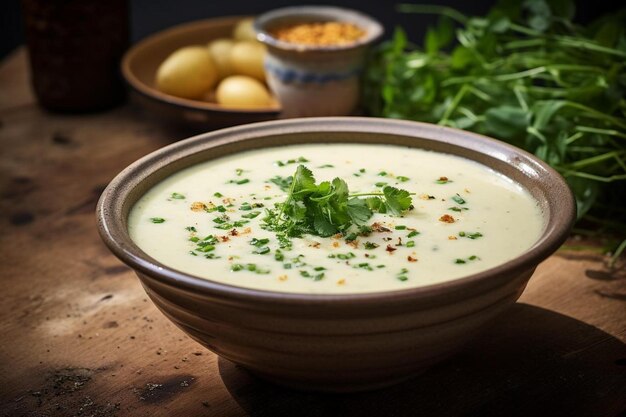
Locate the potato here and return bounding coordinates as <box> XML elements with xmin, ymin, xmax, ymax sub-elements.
<box><xmin>215</xmin><ymin>75</ymin><xmax>272</xmax><ymax>108</ymax></box>
<box><xmin>232</xmin><ymin>18</ymin><xmax>257</xmax><ymax>42</ymax></box>
<box><xmin>207</xmin><ymin>38</ymin><xmax>235</xmax><ymax>79</ymax></box>
<box><xmin>156</xmin><ymin>46</ymin><xmax>218</xmax><ymax>99</ymax></box>
<box><xmin>229</xmin><ymin>41</ymin><xmax>266</xmax><ymax>81</ymax></box>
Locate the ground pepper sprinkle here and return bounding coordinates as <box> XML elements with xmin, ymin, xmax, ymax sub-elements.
<box><xmin>270</xmin><ymin>21</ymin><xmax>365</xmax><ymax>46</ymax></box>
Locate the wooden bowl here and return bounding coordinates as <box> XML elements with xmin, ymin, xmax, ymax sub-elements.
<box><xmin>97</xmin><ymin>117</ymin><xmax>575</xmax><ymax>392</ymax></box>
<box><xmin>121</xmin><ymin>16</ymin><xmax>281</xmax><ymax>129</ymax></box>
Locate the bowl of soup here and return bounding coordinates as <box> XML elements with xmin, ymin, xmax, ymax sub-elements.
<box><xmin>96</xmin><ymin>117</ymin><xmax>575</xmax><ymax>392</ymax></box>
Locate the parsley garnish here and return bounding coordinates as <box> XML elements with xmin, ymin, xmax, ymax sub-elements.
<box><xmin>262</xmin><ymin>165</ymin><xmax>414</xmax><ymax>240</ymax></box>
<box><xmin>150</xmin><ymin>217</ymin><xmax>165</xmax><ymax>223</ymax></box>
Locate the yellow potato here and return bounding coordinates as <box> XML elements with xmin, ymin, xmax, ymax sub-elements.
<box><xmin>229</xmin><ymin>41</ymin><xmax>266</xmax><ymax>81</ymax></box>
<box><xmin>156</xmin><ymin>46</ymin><xmax>218</xmax><ymax>99</ymax></box>
<box><xmin>207</xmin><ymin>38</ymin><xmax>235</xmax><ymax>79</ymax></box>
<box><xmin>215</xmin><ymin>75</ymin><xmax>272</xmax><ymax>108</ymax></box>
<box><xmin>232</xmin><ymin>18</ymin><xmax>257</xmax><ymax>42</ymax></box>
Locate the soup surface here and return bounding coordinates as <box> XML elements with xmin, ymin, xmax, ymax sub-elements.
<box><xmin>128</xmin><ymin>143</ymin><xmax>543</xmax><ymax>294</ymax></box>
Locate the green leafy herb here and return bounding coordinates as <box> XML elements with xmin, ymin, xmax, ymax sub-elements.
<box><xmin>170</xmin><ymin>192</ymin><xmax>185</xmax><ymax>200</ymax></box>
<box><xmin>364</xmin><ymin>241</ymin><xmax>380</xmax><ymax>249</ymax></box>
<box><xmin>396</xmin><ymin>176</ymin><xmax>410</xmax><ymax>182</ymax></box>
<box><xmin>213</xmin><ymin>192</ymin><xmax>223</xmax><ymax>198</ymax></box>
<box><xmin>185</xmin><ymin>226</ymin><xmax>197</xmax><ymax>232</ymax></box>
<box><xmin>363</xmin><ymin>1</ymin><xmax>626</xmax><ymax>241</ymax></box>
<box><xmin>406</xmin><ymin>240</ymin><xmax>416</xmax><ymax>247</ymax></box>
<box><xmin>262</xmin><ymin>165</ymin><xmax>414</xmax><ymax>240</ymax></box>
<box><xmin>150</xmin><ymin>217</ymin><xmax>165</xmax><ymax>224</ymax></box>
<box><xmin>407</xmin><ymin>230</ymin><xmax>419</xmax><ymax>238</ymax></box>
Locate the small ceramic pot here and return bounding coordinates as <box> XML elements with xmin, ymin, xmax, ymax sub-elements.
<box><xmin>255</xmin><ymin>6</ymin><xmax>383</xmax><ymax>118</ymax></box>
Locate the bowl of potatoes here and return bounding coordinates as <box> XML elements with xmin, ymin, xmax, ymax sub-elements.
<box><xmin>122</xmin><ymin>16</ymin><xmax>280</xmax><ymax>129</ymax></box>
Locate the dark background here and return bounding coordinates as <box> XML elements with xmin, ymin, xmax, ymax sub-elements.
<box><xmin>0</xmin><ymin>0</ymin><xmax>619</xmax><ymax>59</ymax></box>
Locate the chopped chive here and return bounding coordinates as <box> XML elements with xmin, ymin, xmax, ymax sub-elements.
<box><xmin>455</xmin><ymin>258</ymin><xmax>467</xmax><ymax>264</ymax></box>
<box><xmin>395</xmin><ymin>225</ymin><xmax>407</xmax><ymax>230</ymax></box>
<box><xmin>396</xmin><ymin>176</ymin><xmax>410</xmax><ymax>182</ymax></box>
<box><xmin>149</xmin><ymin>217</ymin><xmax>165</xmax><ymax>223</ymax></box>
<box><xmin>407</xmin><ymin>230</ymin><xmax>419</xmax><ymax>238</ymax></box>
<box><xmin>406</xmin><ymin>240</ymin><xmax>415</xmax><ymax>247</ymax></box>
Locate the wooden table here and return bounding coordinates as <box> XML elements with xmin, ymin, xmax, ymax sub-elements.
<box><xmin>1</xmin><ymin>48</ymin><xmax>625</xmax><ymax>417</ymax></box>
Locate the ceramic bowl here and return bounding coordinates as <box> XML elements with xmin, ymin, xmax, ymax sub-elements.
<box><xmin>255</xmin><ymin>6</ymin><xmax>383</xmax><ymax>118</ymax></box>
<box><xmin>97</xmin><ymin>117</ymin><xmax>575</xmax><ymax>392</ymax></box>
<box><xmin>121</xmin><ymin>16</ymin><xmax>280</xmax><ymax>129</ymax></box>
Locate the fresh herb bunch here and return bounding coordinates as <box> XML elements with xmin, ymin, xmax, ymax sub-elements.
<box><xmin>262</xmin><ymin>165</ymin><xmax>413</xmax><ymax>240</ymax></box>
<box><xmin>363</xmin><ymin>0</ymin><xmax>626</xmax><ymax>244</ymax></box>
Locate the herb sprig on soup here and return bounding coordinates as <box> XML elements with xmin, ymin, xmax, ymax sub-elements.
<box><xmin>128</xmin><ymin>144</ymin><xmax>543</xmax><ymax>294</ymax></box>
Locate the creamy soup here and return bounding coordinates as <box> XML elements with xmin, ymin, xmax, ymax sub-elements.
<box><xmin>128</xmin><ymin>143</ymin><xmax>543</xmax><ymax>294</ymax></box>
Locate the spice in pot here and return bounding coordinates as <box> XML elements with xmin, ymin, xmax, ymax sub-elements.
<box><xmin>270</xmin><ymin>22</ymin><xmax>365</xmax><ymax>46</ymax></box>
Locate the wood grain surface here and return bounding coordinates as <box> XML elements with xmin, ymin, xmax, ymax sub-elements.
<box><xmin>1</xmin><ymin>48</ymin><xmax>625</xmax><ymax>417</ymax></box>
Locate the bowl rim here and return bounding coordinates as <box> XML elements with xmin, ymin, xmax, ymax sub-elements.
<box><xmin>121</xmin><ymin>15</ymin><xmax>281</xmax><ymax>116</ymax></box>
<box><xmin>254</xmin><ymin>5</ymin><xmax>384</xmax><ymax>52</ymax></box>
<box><xmin>97</xmin><ymin>117</ymin><xmax>575</xmax><ymax>305</ymax></box>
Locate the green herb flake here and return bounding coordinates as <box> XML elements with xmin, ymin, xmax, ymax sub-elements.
<box><xmin>406</xmin><ymin>240</ymin><xmax>416</xmax><ymax>247</ymax></box>
<box><xmin>185</xmin><ymin>226</ymin><xmax>197</xmax><ymax>232</ymax></box>
<box><xmin>364</xmin><ymin>241</ymin><xmax>380</xmax><ymax>250</ymax></box>
<box><xmin>452</xmin><ymin>194</ymin><xmax>466</xmax><ymax>205</ymax></box>
<box><xmin>356</xmin><ymin>263</ymin><xmax>374</xmax><ymax>271</ymax></box>
<box><xmin>378</xmin><ymin>171</ymin><xmax>388</xmax><ymax>176</ymax></box>
<box><xmin>396</xmin><ymin>176</ymin><xmax>410</xmax><ymax>182</ymax></box>
<box><xmin>250</xmin><ymin>238</ymin><xmax>270</xmax><ymax>247</ymax></box>
<box><xmin>407</xmin><ymin>230</ymin><xmax>419</xmax><ymax>238</ymax></box>
<box><xmin>213</xmin><ymin>192</ymin><xmax>223</xmax><ymax>198</ymax></box>
<box><xmin>455</xmin><ymin>258</ymin><xmax>467</xmax><ymax>264</ymax></box>
<box><xmin>150</xmin><ymin>217</ymin><xmax>165</xmax><ymax>224</ymax></box>
<box><xmin>170</xmin><ymin>192</ymin><xmax>185</xmax><ymax>200</ymax></box>
<box><xmin>228</xmin><ymin>178</ymin><xmax>250</xmax><ymax>185</ymax></box>
<box><xmin>395</xmin><ymin>225</ymin><xmax>407</xmax><ymax>230</ymax></box>
<box><xmin>318</xmin><ymin>164</ymin><xmax>334</xmax><ymax>168</ymax></box>
<box><xmin>241</xmin><ymin>211</ymin><xmax>261</xmax><ymax>219</ymax></box>
<box><xmin>375</xmin><ymin>182</ymin><xmax>388</xmax><ymax>187</ymax></box>
<box><xmin>253</xmin><ymin>246</ymin><xmax>270</xmax><ymax>255</ymax></box>
<box><xmin>448</xmin><ymin>206</ymin><xmax>469</xmax><ymax>212</ymax></box>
